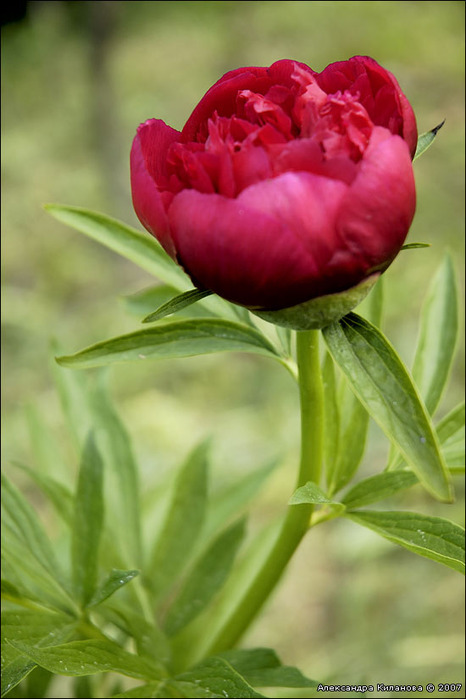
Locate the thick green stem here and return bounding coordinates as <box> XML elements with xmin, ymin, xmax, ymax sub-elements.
<box><xmin>203</xmin><ymin>329</ymin><xmax>324</xmax><ymax>656</ymax></box>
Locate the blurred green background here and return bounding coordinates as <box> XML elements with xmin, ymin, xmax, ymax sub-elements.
<box><xmin>2</xmin><ymin>1</ymin><xmax>464</xmax><ymax>697</ymax></box>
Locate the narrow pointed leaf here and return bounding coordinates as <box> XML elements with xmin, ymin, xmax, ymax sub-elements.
<box><xmin>170</xmin><ymin>520</ymin><xmax>281</xmax><ymax>668</ymax></box>
<box><xmin>218</xmin><ymin>648</ymin><xmax>318</xmax><ymax>688</ymax></box>
<box><xmin>437</xmin><ymin>402</ymin><xmax>465</xmax><ymax>443</ymax></box>
<box><xmin>25</xmin><ymin>404</ymin><xmax>66</xmax><ymax>480</ymax></box>
<box><xmin>390</xmin><ymin>402</ymin><xmax>465</xmax><ymax>472</ymax></box>
<box><xmin>44</xmin><ymin>205</ymin><xmax>188</xmax><ymax>289</ymax></box>
<box><xmin>346</xmin><ymin>510</ymin><xmax>464</xmax><ymax>573</ymax></box>
<box><xmin>411</xmin><ymin>254</ymin><xmax>458</xmax><ymax>416</ymax></box>
<box><xmin>123</xmin><ymin>285</ymin><xmax>214</xmax><ymax>320</ymax></box>
<box><xmin>176</xmin><ymin>657</ymin><xmax>265</xmax><ymax>698</ymax></box>
<box><xmin>91</xmin><ymin>378</ymin><xmax>142</xmax><ymax>568</ymax></box>
<box><xmin>326</xmin><ymin>278</ymin><xmax>383</xmax><ymax>494</ymax></box>
<box><xmin>72</xmin><ymin>434</ymin><xmax>104</xmax><ymax>607</ymax></box>
<box><xmin>104</xmin><ymin>606</ymin><xmax>170</xmax><ymax>665</ymax></box>
<box><xmin>88</xmin><ymin>569</ymin><xmax>139</xmax><ymax>608</ymax></box>
<box><xmin>143</xmin><ymin>289</ymin><xmax>213</xmax><ymax>323</ymax></box>
<box><xmin>1</xmin><ymin>543</ymin><xmax>72</xmax><ymax>613</ymax></box>
<box><xmin>203</xmin><ymin>460</ymin><xmax>278</xmax><ymax>543</ymax></box>
<box><xmin>51</xmin><ymin>344</ymin><xmax>93</xmax><ymax>455</ymax></box>
<box><xmin>437</xmin><ymin>402</ymin><xmax>465</xmax><ymax>472</ymax></box>
<box><xmin>289</xmin><ymin>482</ymin><xmax>340</xmax><ymax>506</ymax></box>
<box><xmin>148</xmin><ymin>442</ymin><xmax>208</xmax><ymax>596</ymax></box>
<box><xmin>11</xmin><ymin>462</ymin><xmax>74</xmax><ymax>525</ymax></box>
<box><xmin>1</xmin><ymin>656</ymin><xmax>36</xmax><ymax>697</ymax></box>
<box><xmin>1</xmin><ymin>474</ymin><xmax>73</xmax><ymax>610</ymax></box>
<box><xmin>341</xmin><ymin>471</ymin><xmax>418</xmax><ymax>509</ymax></box>
<box><xmin>164</xmin><ymin>519</ymin><xmax>246</xmax><ymax>636</ymax></box>
<box><xmin>44</xmin><ymin>205</ymin><xmax>238</xmax><ymax>320</ymax></box>
<box><xmin>401</xmin><ymin>242</ymin><xmax>431</xmax><ymax>250</ymax></box>
<box><xmin>323</xmin><ymin>313</ymin><xmax>452</xmax><ymax>501</ymax></box>
<box><xmin>2</xmin><ymin>610</ymin><xmax>76</xmax><ymax>644</ymax></box>
<box><xmin>328</xmin><ymin>397</ymin><xmax>369</xmax><ymax>495</ymax></box>
<box><xmin>413</xmin><ymin>120</ymin><xmax>445</xmax><ymax>161</ymax></box>
<box><xmin>1</xmin><ymin>474</ymin><xmax>62</xmax><ymax>575</ymax></box>
<box><xmin>1</xmin><ymin>610</ymin><xmax>77</xmax><ymax>697</ymax></box>
<box><xmin>443</xmin><ymin>439</ymin><xmax>464</xmax><ymax>472</ymax></box>
<box><xmin>56</xmin><ymin>319</ymin><xmax>281</xmax><ymax>369</ymax></box>
<box><xmin>8</xmin><ymin>638</ymin><xmax>164</xmax><ymax>680</ymax></box>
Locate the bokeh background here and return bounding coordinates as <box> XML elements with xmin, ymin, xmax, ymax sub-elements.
<box><xmin>2</xmin><ymin>1</ymin><xmax>465</xmax><ymax>697</ymax></box>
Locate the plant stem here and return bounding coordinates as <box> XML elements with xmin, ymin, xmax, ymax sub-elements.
<box><xmin>203</xmin><ymin>329</ymin><xmax>324</xmax><ymax>655</ymax></box>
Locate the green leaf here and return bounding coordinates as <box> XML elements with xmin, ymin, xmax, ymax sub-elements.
<box><xmin>346</xmin><ymin>510</ymin><xmax>465</xmax><ymax>573</ymax></box>
<box><xmin>1</xmin><ymin>579</ymin><xmax>23</xmax><ymax>602</ymax></box>
<box><xmin>91</xmin><ymin>377</ymin><xmax>142</xmax><ymax>568</ymax></box>
<box><xmin>411</xmin><ymin>254</ymin><xmax>458</xmax><ymax>416</ymax></box>
<box><xmin>328</xmin><ymin>394</ymin><xmax>369</xmax><ymax>496</ymax></box>
<box><xmin>1</xmin><ymin>610</ymin><xmax>76</xmax><ymax>697</ymax></box>
<box><xmin>0</xmin><ymin>544</ymin><xmax>70</xmax><ymax>613</ymax></box>
<box><xmin>323</xmin><ymin>313</ymin><xmax>452</xmax><ymax>501</ymax></box>
<box><xmin>25</xmin><ymin>404</ymin><xmax>66</xmax><ymax>481</ymax></box>
<box><xmin>8</xmin><ymin>638</ymin><xmax>164</xmax><ymax>681</ymax></box>
<box><xmin>401</xmin><ymin>242</ymin><xmax>431</xmax><ymax>250</ymax></box>
<box><xmin>56</xmin><ymin>319</ymin><xmax>281</xmax><ymax>369</ymax></box>
<box><xmin>123</xmin><ymin>285</ymin><xmax>214</xmax><ymax>320</ymax></box>
<box><xmin>113</xmin><ymin>677</ymin><xmax>258</xmax><ymax>699</ymax></box>
<box><xmin>1</xmin><ymin>473</ymin><xmax>74</xmax><ymax>612</ymax></box>
<box><xmin>103</xmin><ymin>606</ymin><xmax>170</xmax><ymax>665</ymax></box>
<box><xmin>413</xmin><ymin>120</ymin><xmax>445</xmax><ymax>161</ymax></box>
<box><xmin>203</xmin><ymin>460</ymin><xmax>278</xmax><ymax>544</ymax></box>
<box><xmin>45</xmin><ymin>205</ymin><xmax>238</xmax><ymax>321</ymax></box>
<box><xmin>1</xmin><ymin>655</ymin><xmax>36</xmax><ymax>698</ymax></box>
<box><xmin>289</xmin><ymin>482</ymin><xmax>340</xmax><ymax>506</ymax></box>
<box><xmin>20</xmin><ymin>666</ymin><xmax>54</xmax><ymax>699</ymax></box>
<box><xmin>164</xmin><ymin>519</ymin><xmax>246</xmax><ymax>636</ymax></box>
<box><xmin>143</xmin><ymin>289</ymin><xmax>213</xmax><ymax>323</ymax></box>
<box><xmin>275</xmin><ymin>325</ymin><xmax>292</xmax><ymax>357</ymax></box>
<box><xmin>437</xmin><ymin>402</ymin><xmax>465</xmax><ymax>443</ymax></box>
<box><xmin>326</xmin><ymin>278</ymin><xmax>384</xmax><ymax>494</ymax></box>
<box><xmin>341</xmin><ymin>471</ymin><xmax>418</xmax><ymax>509</ymax></box>
<box><xmin>44</xmin><ymin>205</ymin><xmax>188</xmax><ymax>290</ymax></box>
<box><xmin>176</xmin><ymin>657</ymin><xmax>265</xmax><ymax>698</ymax></box>
<box><xmin>11</xmin><ymin>462</ymin><xmax>74</xmax><ymax>525</ymax></box>
<box><xmin>112</xmin><ymin>684</ymin><xmax>169</xmax><ymax>698</ymax></box>
<box><xmin>88</xmin><ymin>570</ymin><xmax>139</xmax><ymax>608</ymax></box>
<box><xmin>442</xmin><ymin>433</ymin><xmax>465</xmax><ymax>472</ymax></box>
<box><xmin>437</xmin><ymin>402</ymin><xmax>465</xmax><ymax>472</ymax></box>
<box><xmin>219</xmin><ymin>648</ymin><xmax>317</xmax><ymax>687</ymax></box>
<box><xmin>148</xmin><ymin>442</ymin><xmax>209</xmax><ymax>597</ymax></box>
<box><xmin>1</xmin><ymin>475</ymin><xmax>62</xmax><ymax>578</ymax></box>
<box><xmin>72</xmin><ymin>434</ymin><xmax>104</xmax><ymax>607</ymax></box>
<box><xmin>218</xmin><ymin>648</ymin><xmax>318</xmax><ymax>688</ymax></box>
<box><xmin>51</xmin><ymin>341</ymin><xmax>93</xmax><ymax>455</ymax></box>
<box><xmin>2</xmin><ymin>610</ymin><xmax>76</xmax><ymax>645</ymax></box>
<box><xmin>170</xmin><ymin>520</ymin><xmax>281</xmax><ymax>669</ymax></box>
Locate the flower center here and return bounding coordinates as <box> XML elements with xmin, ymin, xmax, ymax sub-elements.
<box><xmin>164</xmin><ymin>64</ymin><xmax>374</xmax><ymax>198</ymax></box>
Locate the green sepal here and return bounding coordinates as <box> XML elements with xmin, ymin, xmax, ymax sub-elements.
<box><xmin>251</xmin><ymin>274</ymin><xmax>380</xmax><ymax>330</ymax></box>
<box><xmin>413</xmin><ymin>120</ymin><xmax>445</xmax><ymax>161</ymax></box>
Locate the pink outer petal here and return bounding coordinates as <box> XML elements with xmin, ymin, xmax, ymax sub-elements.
<box><xmin>335</xmin><ymin>127</ymin><xmax>416</xmax><ymax>273</ymax></box>
<box><xmin>167</xmin><ymin>172</ymin><xmax>352</xmax><ymax>310</ymax></box>
<box><xmin>130</xmin><ymin>119</ymin><xmax>181</xmax><ymax>257</ymax></box>
<box><xmin>182</xmin><ymin>59</ymin><xmax>313</xmax><ymax>143</ymax></box>
<box><xmin>317</xmin><ymin>56</ymin><xmax>417</xmax><ymax>157</ymax></box>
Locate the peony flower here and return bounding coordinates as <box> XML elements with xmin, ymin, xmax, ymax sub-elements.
<box><xmin>131</xmin><ymin>56</ymin><xmax>417</xmax><ymax>327</ymax></box>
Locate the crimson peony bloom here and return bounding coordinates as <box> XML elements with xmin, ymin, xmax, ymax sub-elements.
<box><xmin>131</xmin><ymin>56</ymin><xmax>417</xmax><ymax>325</ymax></box>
